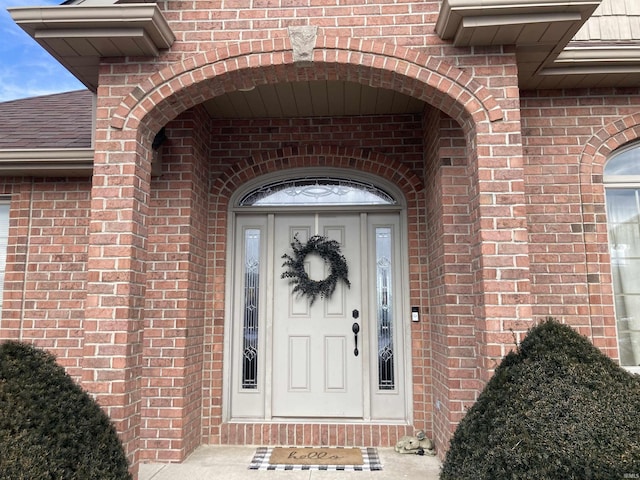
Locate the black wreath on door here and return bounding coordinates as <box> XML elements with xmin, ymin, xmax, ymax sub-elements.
<box><xmin>281</xmin><ymin>234</ymin><xmax>351</xmax><ymax>305</ymax></box>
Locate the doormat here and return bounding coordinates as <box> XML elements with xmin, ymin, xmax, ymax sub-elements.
<box><xmin>249</xmin><ymin>446</ymin><xmax>383</xmax><ymax>471</ymax></box>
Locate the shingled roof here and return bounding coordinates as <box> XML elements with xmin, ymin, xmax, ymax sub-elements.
<box><xmin>0</xmin><ymin>90</ymin><xmax>93</xmax><ymax>150</ymax></box>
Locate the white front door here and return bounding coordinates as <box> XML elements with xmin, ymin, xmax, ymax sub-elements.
<box><xmin>272</xmin><ymin>213</ymin><xmax>363</xmax><ymax>417</ymax></box>
<box><xmin>229</xmin><ymin>210</ymin><xmax>408</xmax><ymax>422</ymax></box>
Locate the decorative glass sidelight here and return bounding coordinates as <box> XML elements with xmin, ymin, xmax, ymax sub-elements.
<box><xmin>242</xmin><ymin>228</ymin><xmax>260</xmax><ymax>389</ymax></box>
<box><xmin>376</xmin><ymin>227</ymin><xmax>395</xmax><ymax>390</ymax></box>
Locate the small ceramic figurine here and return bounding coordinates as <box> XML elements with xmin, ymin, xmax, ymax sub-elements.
<box><xmin>394</xmin><ymin>430</ymin><xmax>436</xmax><ymax>456</ymax></box>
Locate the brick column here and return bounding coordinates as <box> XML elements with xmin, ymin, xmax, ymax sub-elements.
<box><xmin>425</xmin><ymin>80</ymin><xmax>533</xmax><ymax>453</ymax></box>
<box><xmin>140</xmin><ymin>109</ymin><xmax>209</xmax><ymax>462</ymax></box>
<box><xmin>470</xmin><ymin>121</ymin><xmax>533</xmax><ymax>382</ymax></box>
<box><xmin>82</xmin><ymin>125</ymin><xmax>153</xmax><ymax>476</ymax></box>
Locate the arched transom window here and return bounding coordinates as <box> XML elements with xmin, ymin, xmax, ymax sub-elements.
<box><xmin>604</xmin><ymin>141</ymin><xmax>640</xmax><ymax>369</ymax></box>
<box><xmin>239</xmin><ymin>176</ymin><xmax>397</xmax><ymax>206</ymax></box>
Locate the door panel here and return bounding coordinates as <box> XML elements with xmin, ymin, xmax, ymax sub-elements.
<box><xmin>272</xmin><ymin>213</ymin><xmax>363</xmax><ymax>417</ymax></box>
<box><xmin>288</xmin><ymin>336</ymin><xmax>311</xmax><ymax>390</ymax></box>
<box><xmin>325</xmin><ymin>336</ymin><xmax>347</xmax><ymax>390</ymax></box>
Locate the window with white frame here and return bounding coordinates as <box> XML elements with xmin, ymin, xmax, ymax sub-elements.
<box><xmin>604</xmin><ymin>142</ymin><xmax>640</xmax><ymax>367</ymax></box>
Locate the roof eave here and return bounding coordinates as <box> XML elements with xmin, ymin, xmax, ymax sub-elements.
<box><xmin>436</xmin><ymin>0</ymin><xmax>605</xmax><ymax>89</ymax></box>
<box><xmin>0</xmin><ymin>149</ymin><xmax>94</xmax><ymax>177</ymax></box>
<box><xmin>526</xmin><ymin>43</ymin><xmax>640</xmax><ymax>89</ymax></box>
<box><xmin>9</xmin><ymin>3</ymin><xmax>175</xmax><ymax>92</ymax></box>
<box><xmin>436</xmin><ymin>0</ymin><xmax>601</xmax><ymax>43</ymax></box>
<box><xmin>553</xmin><ymin>44</ymin><xmax>640</xmax><ymax>65</ymax></box>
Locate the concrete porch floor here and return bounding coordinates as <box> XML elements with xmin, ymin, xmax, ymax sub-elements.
<box><xmin>139</xmin><ymin>446</ymin><xmax>442</xmax><ymax>480</ymax></box>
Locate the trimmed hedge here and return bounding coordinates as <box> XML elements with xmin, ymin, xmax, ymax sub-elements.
<box><xmin>0</xmin><ymin>341</ymin><xmax>132</xmax><ymax>480</ymax></box>
<box><xmin>440</xmin><ymin>319</ymin><xmax>640</xmax><ymax>480</ymax></box>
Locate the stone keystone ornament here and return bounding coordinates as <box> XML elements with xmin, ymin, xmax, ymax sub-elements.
<box><xmin>288</xmin><ymin>25</ymin><xmax>318</xmax><ymax>65</ymax></box>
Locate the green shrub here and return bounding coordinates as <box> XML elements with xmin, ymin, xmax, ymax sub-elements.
<box><xmin>0</xmin><ymin>341</ymin><xmax>132</xmax><ymax>480</ymax></box>
<box><xmin>440</xmin><ymin>319</ymin><xmax>640</xmax><ymax>480</ymax></box>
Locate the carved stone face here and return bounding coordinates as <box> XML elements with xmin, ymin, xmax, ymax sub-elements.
<box><xmin>288</xmin><ymin>26</ymin><xmax>318</xmax><ymax>64</ymax></box>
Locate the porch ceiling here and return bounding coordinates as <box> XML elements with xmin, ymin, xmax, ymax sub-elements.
<box><xmin>202</xmin><ymin>81</ymin><xmax>426</xmax><ymax>119</ymax></box>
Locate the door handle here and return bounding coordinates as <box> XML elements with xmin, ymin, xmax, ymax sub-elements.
<box><xmin>352</xmin><ymin>322</ymin><xmax>360</xmax><ymax>357</ymax></box>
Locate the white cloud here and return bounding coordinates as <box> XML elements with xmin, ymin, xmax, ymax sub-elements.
<box><xmin>0</xmin><ymin>0</ymin><xmax>85</xmax><ymax>101</ymax></box>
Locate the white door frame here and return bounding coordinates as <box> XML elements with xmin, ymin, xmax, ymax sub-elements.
<box><xmin>221</xmin><ymin>169</ymin><xmax>414</xmax><ymax>424</ymax></box>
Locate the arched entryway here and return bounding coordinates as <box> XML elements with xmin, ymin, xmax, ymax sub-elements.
<box><xmin>88</xmin><ymin>35</ymin><xmax>530</xmax><ymax>466</ymax></box>
<box><xmin>209</xmin><ymin>149</ymin><xmax>425</xmax><ymax>445</ymax></box>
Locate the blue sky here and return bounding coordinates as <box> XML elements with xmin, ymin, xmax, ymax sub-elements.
<box><xmin>0</xmin><ymin>0</ymin><xmax>84</xmax><ymax>102</ymax></box>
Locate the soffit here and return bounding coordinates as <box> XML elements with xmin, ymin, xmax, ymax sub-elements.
<box><xmin>435</xmin><ymin>0</ymin><xmax>600</xmax><ymax>46</ymax></box>
<box><xmin>203</xmin><ymin>81</ymin><xmax>426</xmax><ymax>119</ymax></box>
<box><xmin>437</xmin><ymin>0</ymin><xmax>640</xmax><ymax>89</ymax></box>
<box><xmin>9</xmin><ymin>3</ymin><xmax>174</xmax><ymax>91</ymax></box>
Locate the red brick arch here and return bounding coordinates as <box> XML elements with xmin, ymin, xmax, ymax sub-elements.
<box><xmin>579</xmin><ymin>112</ymin><xmax>640</xmax><ymax>217</ymax></box>
<box><xmin>209</xmin><ymin>144</ymin><xmax>424</xmax><ymax>211</ymax></box>
<box><xmin>577</xmin><ymin>112</ymin><xmax>640</xmax><ymax>354</ymax></box>
<box><xmin>580</xmin><ymin>112</ymin><xmax>640</xmax><ymax>177</ymax></box>
<box><xmin>110</xmin><ymin>36</ymin><xmax>503</xmax><ymax>135</ymax></box>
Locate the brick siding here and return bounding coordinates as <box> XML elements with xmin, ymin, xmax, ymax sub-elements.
<box><xmin>521</xmin><ymin>90</ymin><xmax>640</xmax><ymax>357</ymax></box>
<box><xmin>2</xmin><ymin>0</ymin><xmax>639</xmax><ymax>476</ymax></box>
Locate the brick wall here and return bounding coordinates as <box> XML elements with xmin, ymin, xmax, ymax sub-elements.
<box><xmin>207</xmin><ymin>114</ymin><xmax>425</xmax><ymax>168</ymax></box>
<box><xmin>2</xmin><ymin>86</ymin><xmax>639</xmax><ymax>471</ymax></box>
<box><xmin>423</xmin><ymin>105</ymin><xmax>481</xmax><ymax>451</ymax></box>
<box><xmin>141</xmin><ymin>105</ymin><xmax>210</xmax><ymax>461</ymax></box>
<box><xmin>8</xmin><ymin>0</ymin><xmax>639</xmax><ymax>473</ymax></box>
<box><xmin>108</xmin><ymin>0</ymin><xmax>445</xmax><ymax>78</ymax></box>
<box><xmin>521</xmin><ymin>88</ymin><xmax>640</xmax><ymax>357</ymax></box>
<box><xmin>0</xmin><ymin>179</ymin><xmax>90</xmax><ymax>380</ymax></box>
